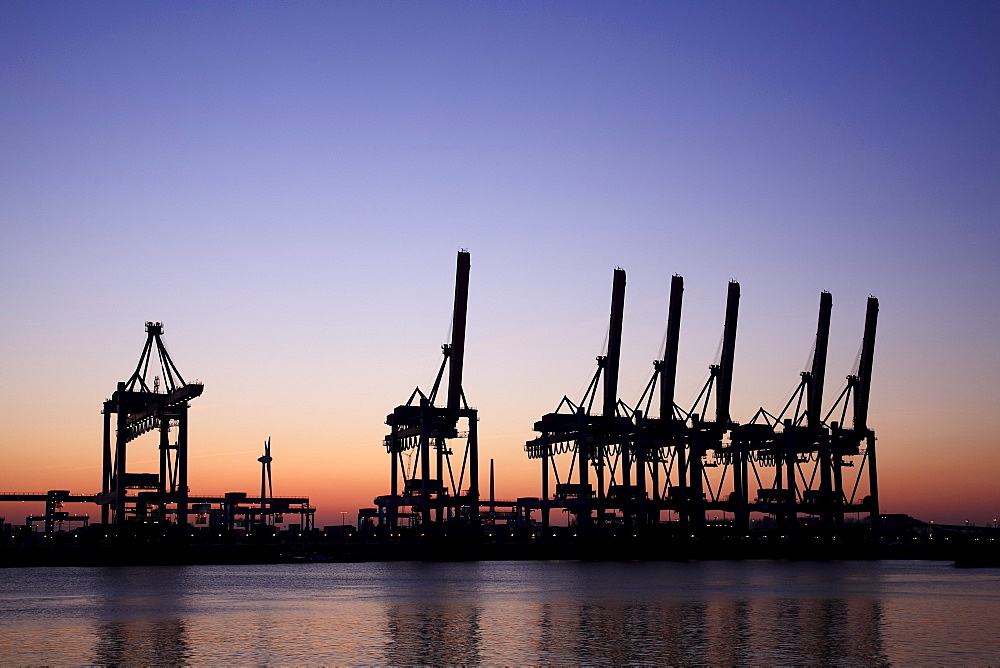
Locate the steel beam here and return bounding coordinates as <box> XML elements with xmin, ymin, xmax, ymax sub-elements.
<box><xmin>114</xmin><ymin>382</ymin><xmax>127</xmax><ymax>528</ymax></box>
<box><xmin>177</xmin><ymin>401</ymin><xmax>189</xmax><ymax>527</ymax></box>
<box><xmin>716</xmin><ymin>281</ymin><xmax>740</xmax><ymax>425</ymax></box>
<box><xmin>858</xmin><ymin>297</ymin><xmax>879</xmax><ymax>534</ymax></box>
<box><xmin>605</xmin><ymin>268</ymin><xmax>626</xmax><ymax>523</ymax></box>
<box><xmin>101</xmin><ymin>409</ymin><xmax>111</xmax><ymax>525</ymax></box>
<box><xmin>718</xmin><ymin>282</ymin><xmax>743</xmax><ymax>530</ymax></box>
<box><xmin>662</xmin><ymin>275</ymin><xmax>684</xmax><ymax>523</ymax></box>
<box><xmin>447</xmin><ymin>251</ymin><xmax>470</xmax><ymax>413</ymax></box>
<box><xmin>854</xmin><ymin>297</ymin><xmax>878</xmax><ymax>434</ymax></box>
<box><xmin>811</xmin><ymin>292</ymin><xmax>834</xmax><ymax>528</ymax></box>
<box><xmin>808</xmin><ymin>292</ymin><xmax>833</xmax><ymax>429</ymax></box>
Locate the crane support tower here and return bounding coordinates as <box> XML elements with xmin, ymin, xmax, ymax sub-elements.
<box><xmin>525</xmin><ymin>268</ymin><xmax>634</xmax><ymax>533</ymax></box>
<box><xmin>375</xmin><ymin>251</ymin><xmax>480</xmax><ymax>531</ymax></box>
<box><xmin>629</xmin><ymin>278</ymin><xmax>747</xmax><ymax>533</ymax></box>
<box><xmin>98</xmin><ymin>322</ymin><xmax>203</xmax><ymax>530</ymax></box>
<box><xmin>687</xmin><ymin>280</ymin><xmax>741</xmax><ymax>531</ymax></box>
<box><xmin>632</xmin><ymin>274</ymin><xmax>688</xmax><ymax>527</ymax></box>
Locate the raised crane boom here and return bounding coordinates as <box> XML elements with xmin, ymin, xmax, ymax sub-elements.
<box><xmin>447</xmin><ymin>250</ymin><xmax>471</xmax><ymax>413</ymax></box>
<box><xmin>854</xmin><ymin>296</ymin><xmax>879</xmax><ymax>433</ymax></box>
<box><xmin>716</xmin><ymin>281</ymin><xmax>740</xmax><ymax>425</ymax></box>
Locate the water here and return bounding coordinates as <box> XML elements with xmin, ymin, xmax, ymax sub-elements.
<box><xmin>1</xmin><ymin>560</ymin><xmax>997</xmax><ymax>665</ymax></box>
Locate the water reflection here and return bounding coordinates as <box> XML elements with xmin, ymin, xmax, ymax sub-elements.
<box><xmin>383</xmin><ymin>602</ymin><xmax>482</xmax><ymax>665</ymax></box>
<box><xmin>532</xmin><ymin>600</ymin><xmax>713</xmax><ymax>665</ymax></box>
<box><xmin>94</xmin><ymin>619</ymin><xmax>189</xmax><ymax>666</ymax></box>
<box><xmin>676</xmin><ymin>601</ymin><xmax>709</xmax><ymax>664</ymax></box>
<box><xmin>0</xmin><ymin>561</ymin><xmax>992</xmax><ymax>665</ymax></box>
<box><xmin>749</xmin><ymin>597</ymin><xmax>888</xmax><ymax>666</ymax></box>
<box><xmin>91</xmin><ymin>567</ymin><xmax>190</xmax><ymax>666</ymax></box>
<box><xmin>709</xmin><ymin>599</ymin><xmax>752</xmax><ymax>665</ymax></box>
<box><xmin>376</xmin><ymin>593</ymin><xmax>888</xmax><ymax>665</ymax></box>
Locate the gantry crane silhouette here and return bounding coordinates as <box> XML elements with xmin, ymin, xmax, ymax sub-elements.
<box><xmin>99</xmin><ymin>322</ymin><xmax>203</xmax><ymax>529</ymax></box>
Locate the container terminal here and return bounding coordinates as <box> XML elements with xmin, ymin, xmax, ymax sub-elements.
<box><xmin>2</xmin><ymin>252</ymin><xmax>997</xmax><ymax>566</ymax></box>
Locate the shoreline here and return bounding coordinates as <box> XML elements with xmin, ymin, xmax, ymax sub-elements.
<box><xmin>3</xmin><ymin>537</ymin><xmax>995</xmax><ymax>568</ymax></box>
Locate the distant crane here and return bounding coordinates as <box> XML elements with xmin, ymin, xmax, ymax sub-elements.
<box><xmin>258</xmin><ymin>437</ymin><xmax>273</xmax><ymax>524</ymax></box>
<box><xmin>99</xmin><ymin>321</ymin><xmax>204</xmax><ymax>528</ymax></box>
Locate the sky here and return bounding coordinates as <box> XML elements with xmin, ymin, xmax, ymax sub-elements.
<box><xmin>1</xmin><ymin>1</ymin><xmax>998</xmax><ymax>528</ymax></box>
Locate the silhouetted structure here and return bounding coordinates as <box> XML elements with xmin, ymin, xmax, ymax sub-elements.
<box><xmin>0</xmin><ymin>490</ymin><xmax>92</xmax><ymax>535</ymax></box>
<box><xmin>734</xmin><ymin>294</ymin><xmax>880</xmax><ymax>534</ymax></box>
<box><xmin>92</xmin><ymin>323</ymin><xmax>316</xmax><ymax>534</ymax></box>
<box><xmin>188</xmin><ymin>492</ymin><xmax>314</xmax><ymax>531</ymax></box>
<box><xmin>3</xmin><ymin>261</ymin><xmax>885</xmax><ymax>558</ymax></box>
<box><xmin>375</xmin><ymin>251</ymin><xmax>480</xmax><ymax>530</ymax></box>
<box><xmin>258</xmin><ymin>438</ymin><xmax>274</xmax><ymax>525</ymax></box>
<box><xmin>97</xmin><ymin>322</ymin><xmax>203</xmax><ymax>529</ymax></box>
<box><xmin>631</xmin><ymin>274</ymin><xmax>686</xmax><ymax>527</ymax></box>
<box><xmin>525</xmin><ymin>273</ymin><xmax>881</xmax><ymax>538</ymax></box>
<box><xmin>524</xmin><ymin>268</ymin><xmax>634</xmax><ymax>533</ymax></box>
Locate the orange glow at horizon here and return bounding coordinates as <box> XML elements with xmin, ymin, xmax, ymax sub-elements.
<box><xmin>2</xmin><ymin>399</ymin><xmax>998</xmax><ymax>529</ymax></box>
<box><xmin>2</xmin><ymin>286</ymin><xmax>1000</xmax><ymax>530</ymax></box>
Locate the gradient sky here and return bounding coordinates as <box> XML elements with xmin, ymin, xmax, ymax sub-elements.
<box><xmin>2</xmin><ymin>2</ymin><xmax>998</xmax><ymax>528</ymax></box>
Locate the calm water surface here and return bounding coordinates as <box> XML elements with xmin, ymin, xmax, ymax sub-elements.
<box><xmin>2</xmin><ymin>560</ymin><xmax>998</xmax><ymax>665</ymax></box>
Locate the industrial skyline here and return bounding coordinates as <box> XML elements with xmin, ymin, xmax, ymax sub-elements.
<box><xmin>2</xmin><ymin>2</ymin><xmax>998</xmax><ymax>528</ymax></box>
